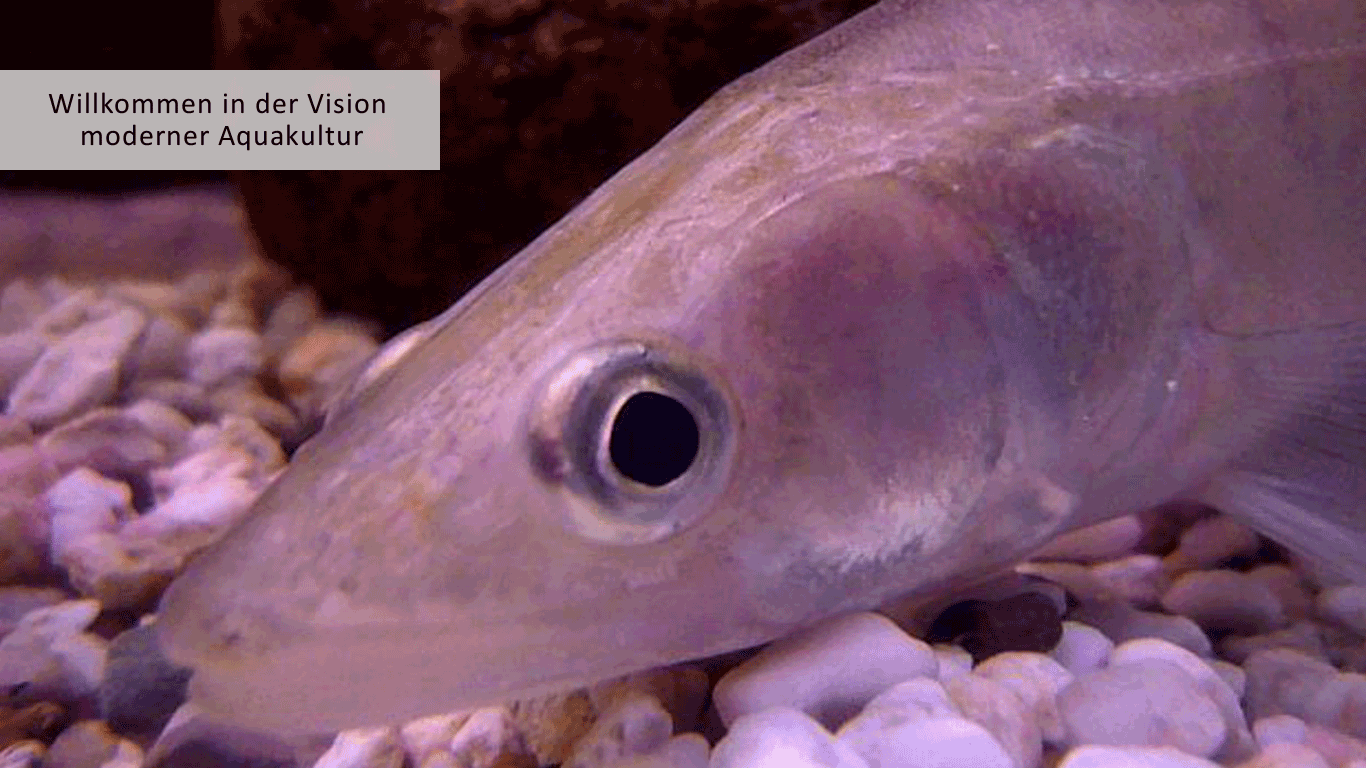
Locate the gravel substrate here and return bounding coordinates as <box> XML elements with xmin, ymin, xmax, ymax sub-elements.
<box><xmin>1</xmin><ymin>189</ymin><xmax>1365</xmax><ymax>768</ymax></box>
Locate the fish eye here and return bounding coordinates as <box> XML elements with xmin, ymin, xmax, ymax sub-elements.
<box><xmin>607</xmin><ymin>390</ymin><xmax>700</xmax><ymax>487</ymax></box>
<box><xmin>526</xmin><ymin>341</ymin><xmax>734</xmax><ymax>544</ymax></box>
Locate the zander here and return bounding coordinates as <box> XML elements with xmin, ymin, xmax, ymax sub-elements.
<box><xmin>157</xmin><ymin>0</ymin><xmax>1366</xmax><ymax>735</ymax></box>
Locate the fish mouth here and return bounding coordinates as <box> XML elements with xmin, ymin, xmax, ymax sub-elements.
<box><xmin>157</xmin><ymin>546</ymin><xmax>775</xmax><ymax>735</ymax></box>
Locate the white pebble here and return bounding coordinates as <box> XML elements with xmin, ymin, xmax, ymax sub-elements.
<box><xmin>0</xmin><ymin>415</ymin><xmax>33</xmax><ymax>448</ymax></box>
<box><xmin>591</xmin><ymin>666</ymin><xmax>710</xmax><ymax>734</ymax></box>
<box><xmin>57</xmin><ymin>532</ymin><xmax>180</xmax><ymax>609</ymax></box>
<box><xmin>1031</xmin><ymin>516</ymin><xmax>1145</xmax><ymax>563</ymax></box>
<box><xmin>0</xmin><ymin>600</ymin><xmax>107</xmax><ymax>705</ymax></box>
<box><xmin>711</xmin><ymin>708</ymin><xmax>868</xmax><ymax>768</ymax></box>
<box><xmin>0</xmin><ymin>332</ymin><xmax>48</xmax><ymax>400</ymax></box>
<box><xmin>208</xmin><ymin>381</ymin><xmax>302</xmax><ymax>438</ymax></box>
<box><xmin>313</xmin><ymin>727</ymin><xmax>404</xmax><ymax>768</ymax></box>
<box><xmin>38</xmin><ymin>406</ymin><xmax>169</xmax><ymax>478</ymax></box>
<box><xmin>935</xmin><ymin>644</ymin><xmax>974</xmax><ymax>681</ymax></box>
<box><xmin>1091</xmin><ymin>555</ymin><xmax>1170</xmax><ymax>606</ymax></box>
<box><xmin>209</xmin><ymin>299</ymin><xmax>257</xmax><ymax>329</ymax></box>
<box><xmin>944</xmin><ymin>673</ymin><xmax>1043</xmax><ymax>768</ymax></box>
<box><xmin>124</xmin><ymin>312</ymin><xmax>190</xmax><ymax>384</ymax></box>
<box><xmin>1016</xmin><ymin>562</ymin><xmax>1116</xmax><ymax>604</ymax></box>
<box><xmin>839</xmin><ymin>715</ymin><xmax>1013</xmax><ymax>768</ymax></box>
<box><xmin>7</xmin><ymin>307</ymin><xmax>147</xmax><ymax>429</ymax></box>
<box><xmin>1109</xmin><ymin>638</ymin><xmax>1254</xmax><ymax>760</ymax></box>
<box><xmin>1070</xmin><ymin>600</ymin><xmax>1213</xmax><ymax>656</ymax></box>
<box><xmin>1304</xmin><ymin>723</ymin><xmax>1366</xmax><ymax>765</ymax></box>
<box><xmin>122</xmin><ymin>476</ymin><xmax>260</xmax><ymax>554</ymax></box>
<box><xmin>173</xmin><ymin>270</ymin><xmax>230</xmax><ymax>326</ymax></box>
<box><xmin>9</xmin><ymin>597</ymin><xmax>99</xmax><ymax>635</ymax></box>
<box><xmin>42</xmin><ymin>719</ymin><xmax>123</xmax><ymax>768</ymax></box>
<box><xmin>228</xmin><ymin>256</ymin><xmax>294</xmax><ymax>320</ymax></box>
<box><xmin>613</xmin><ymin>734</ymin><xmax>708</xmax><ymax>768</ymax></box>
<box><xmin>399</xmin><ymin>712</ymin><xmax>468</xmax><ymax>766</ymax></box>
<box><xmin>565</xmin><ymin>692</ymin><xmax>672</xmax><ymax>768</ymax></box>
<box><xmin>105</xmin><ymin>278</ymin><xmax>186</xmax><ymax>320</ymax></box>
<box><xmin>973</xmin><ymin>652</ymin><xmax>1074</xmax><ymax>745</ymax></box>
<box><xmin>204</xmin><ymin>414</ymin><xmax>287</xmax><ymax>480</ymax></box>
<box><xmin>0</xmin><ymin>587</ymin><xmax>67</xmax><ymax>635</ymax></box>
<box><xmin>713</xmin><ymin>612</ymin><xmax>936</xmax><ymax>729</ymax></box>
<box><xmin>836</xmin><ymin>678</ymin><xmax>961</xmax><ymax>749</ymax></box>
<box><xmin>0</xmin><ymin>740</ymin><xmax>45</xmax><ymax>767</ymax></box>
<box><xmin>1164</xmin><ymin>516</ymin><xmax>1261</xmax><ymax>573</ymax></box>
<box><xmin>261</xmin><ymin>287</ymin><xmax>322</xmax><ymax>360</ymax></box>
<box><xmin>122</xmin><ymin>399</ymin><xmax>194</xmax><ymax>453</ymax></box>
<box><xmin>1235</xmin><ymin>742</ymin><xmax>1330</xmax><ymax>768</ymax></box>
<box><xmin>43</xmin><ymin>467</ymin><xmax>132</xmax><ymax>562</ymax></box>
<box><xmin>1252</xmin><ymin>715</ymin><xmax>1308</xmax><ymax>747</ymax></box>
<box><xmin>1317</xmin><ymin>585</ymin><xmax>1366</xmax><ymax>636</ymax></box>
<box><xmin>1299</xmin><ymin>673</ymin><xmax>1366</xmax><ymax>740</ymax></box>
<box><xmin>186</xmin><ymin>326</ymin><xmax>265</xmax><ymax>387</ymax></box>
<box><xmin>447</xmin><ymin>707</ymin><xmax>535</xmax><ymax>768</ymax></box>
<box><xmin>278</xmin><ymin>320</ymin><xmax>381</xmax><ymax>417</ymax></box>
<box><xmin>1220</xmin><ymin>621</ymin><xmax>1329</xmax><ymax>664</ymax></box>
<box><xmin>35</xmin><ymin>278</ymin><xmax>73</xmax><ymax>306</ymax></box>
<box><xmin>1056</xmin><ymin>745</ymin><xmax>1220</xmax><ymax>767</ymax></box>
<box><xmin>0</xmin><ymin>280</ymin><xmax>50</xmax><ymax>332</ymax></box>
<box><xmin>0</xmin><ymin>444</ymin><xmax>60</xmax><ymax>498</ymax></box>
<box><xmin>30</xmin><ymin>287</ymin><xmax>98</xmax><ymax>335</ymax></box>
<box><xmin>1050</xmin><ymin>622</ymin><xmax>1113</xmax><ymax>676</ymax></box>
<box><xmin>126</xmin><ymin>378</ymin><xmax>212</xmax><ymax>422</ymax></box>
<box><xmin>1246</xmin><ymin>566</ymin><xmax>1315</xmax><ymax>623</ymax></box>
<box><xmin>1058</xmin><ymin>659</ymin><xmax>1226</xmax><ymax>758</ymax></box>
<box><xmin>0</xmin><ymin>493</ymin><xmax>48</xmax><ymax>583</ymax></box>
<box><xmin>1161</xmin><ymin>570</ymin><xmax>1286</xmax><ymax>635</ymax></box>
<box><xmin>100</xmin><ymin>740</ymin><xmax>146</xmax><ymax>768</ymax></box>
<box><xmin>1243</xmin><ymin>648</ymin><xmax>1339</xmax><ymax>724</ymax></box>
<box><xmin>1210</xmin><ymin>660</ymin><xmax>1246</xmax><ymax>698</ymax></box>
<box><xmin>149</xmin><ymin>415</ymin><xmax>284</xmax><ymax>496</ymax></box>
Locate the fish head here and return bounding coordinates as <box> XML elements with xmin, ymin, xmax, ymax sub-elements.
<box><xmin>157</xmin><ymin>81</ymin><xmax>1115</xmax><ymax>735</ymax></box>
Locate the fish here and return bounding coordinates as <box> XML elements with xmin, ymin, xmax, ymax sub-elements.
<box><xmin>156</xmin><ymin>0</ymin><xmax>1366</xmax><ymax>736</ymax></box>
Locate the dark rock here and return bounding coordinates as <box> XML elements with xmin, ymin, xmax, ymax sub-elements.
<box><xmin>99</xmin><ymin>625</ymin><xmax>191</xmax><ymax>739</ymax></box>
<box><xmin>927</xmin><ymin>592</ymin><xmax>1066</xmax><ymax>663</ymax></box>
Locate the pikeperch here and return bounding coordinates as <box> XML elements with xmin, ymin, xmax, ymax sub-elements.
<box><xmin>158</xmin><ymin>0</ymin><xmax>1366</xmax><ymax>735</ymax></box>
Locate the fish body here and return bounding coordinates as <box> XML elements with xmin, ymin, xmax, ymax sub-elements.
<box><xmin>158</xmin><ymin>0</ymin><xmax>1366</xmax><ymax>735</ymax></box>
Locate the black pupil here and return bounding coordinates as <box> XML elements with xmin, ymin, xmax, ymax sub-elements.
<box><xmin>608</xmin><ymin>391</ymin><xmax>700</xmax><ymax>487</ymax></box>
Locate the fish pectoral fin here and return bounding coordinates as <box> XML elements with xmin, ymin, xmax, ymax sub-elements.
<box><xmin>1198</xmin><ymin>321</ymin><xmax>1366</xmax><ymax>584</ymax></box>
<box><xmin>1200</xmin><ymin>471</ymin><xmax>1365</xmax><ymax>585</ymax></box>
